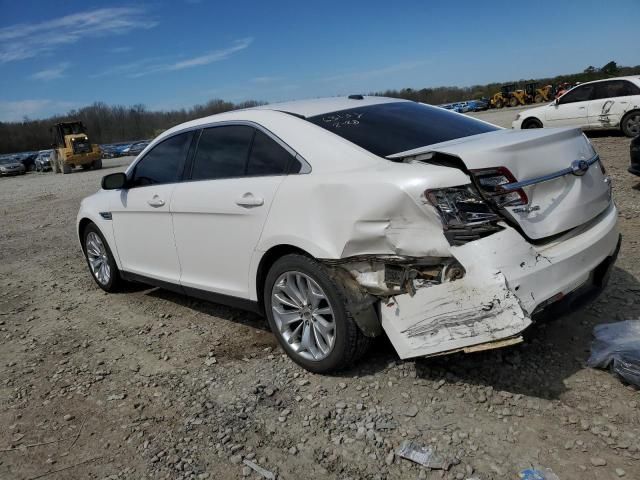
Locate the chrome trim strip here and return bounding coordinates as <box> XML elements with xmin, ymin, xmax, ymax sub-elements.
<box><xmin>501</xmin><ymin>154</ymin><xmax>599</xmax><ymax>191</ymax></box>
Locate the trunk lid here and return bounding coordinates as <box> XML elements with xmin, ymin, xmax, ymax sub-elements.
<box><xmin>388</xmin><ymin>128</ymin><xmax>612</xmax><ymax>240</ymax></box>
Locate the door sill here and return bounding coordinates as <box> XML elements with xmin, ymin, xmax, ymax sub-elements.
<box><xmin>120</xmin><ymin>271</ymin><xmax>262</xmax><ymax>314</ymax></box>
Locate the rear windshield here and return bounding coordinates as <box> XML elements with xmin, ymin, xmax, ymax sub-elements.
<box><xmin>307</xmin><ymin>101</ymin><xmax>497</xmax><ymax>158</ymax></box>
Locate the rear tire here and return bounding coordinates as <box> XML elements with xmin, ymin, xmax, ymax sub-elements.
<box><xmin>62</xmin><ymin>164</ymin><xmax>72</xmax><ymax>174</ymax></box>
<box><xmin>495</xmin><ymin>100</ymin><xmax>504</xmax><ymax>109</ymax></box>
<box><xmin>82</xmin><ymin>223</ymin><xmax>122</xmax><ymax>292</ymax></box>
<box><xmin>534</xmin><ymin>94</ymin><xmax>543</xmax><ymax>103</ymax></box>
<box><xmin>509</xmin><ymin>97</ymin><xmax>519</xmax><ymax>107</ymax></box>
<box><xmin>92</xmin><ymin>158</ymin><xmax>102</xmax><ymax>170</ymax></box>
<box><xmin>264</xmin><ymin>254</ymin><xmax>372</xmax><ymax>373</ymax></box>
<box><xmin>621</xmin><ymin>111</ymin><xmax>640</xmax><ymax>138</ymax></box>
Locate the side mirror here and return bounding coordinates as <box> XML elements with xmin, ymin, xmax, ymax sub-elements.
<box><xmin>554</xmin><ymin>98</ymin><xmax>560</xmax><ymax>106</ymax></box>
<box><xmin>102</xmin><ymin>172</ymin><xmax>128</xmax><ymax>190</ymax></box>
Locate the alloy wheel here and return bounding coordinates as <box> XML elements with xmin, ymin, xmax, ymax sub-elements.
<box><xmin>85</xmin><ymin>232</ymin><xmax>111</xmax><ymax>286</ymax></box>
<box><xmin>271</xmin><ymin>271</ymin><xmax>336</xmax><ymax>361</ymax></box>
<box><xmin>627</xmin><ymin>114</ymin><xmax>640</xmax><ymax>136</ymax></box>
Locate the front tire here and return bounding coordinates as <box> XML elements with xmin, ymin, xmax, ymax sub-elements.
<box><xmin>621</xmin><ymin>111</ymin><xmax>640</xmax><ymax>137</ymax></box>
<box><xmin>83</xmin><ymin>223</ymin><xmax>122</xmax><ymax>292</ymax></box>
<box><xmin>92</xmin><ymin>158</ymin><xmax>102</xmax><ymax>170</ymax></box>
<box><xmin>522</xmin><ymin>118</ymin><xmax>543</xmax><ymax>129</ymax></box>
<box><xmin>264</xmin><ymin>254</ymin><xmax>372</xmax><ymax>373</ymax></box>
<box><xmin>62</xmin><ymin>163</ymin><xmax>72</xmax><ymax>174</ymax></box>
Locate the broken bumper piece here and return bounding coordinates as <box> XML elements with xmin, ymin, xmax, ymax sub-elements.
<box><xmin>381</xmin><ymin>203</ymin><xmax>619</xmax><ymax>359</ymax></box>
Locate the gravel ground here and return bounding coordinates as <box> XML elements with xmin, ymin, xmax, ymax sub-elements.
<box><xmin>1</xmin><ymin>133</ymin><xmax>639</xmax><ymax>480</ymax></box>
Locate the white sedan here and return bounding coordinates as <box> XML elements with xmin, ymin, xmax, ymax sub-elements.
<box><xmin>512</xmin><ymin>76</ymin><xmax>640</xmax><ymax>137</ymax></box>
<box><xmin>77</xmin><ymin>96</ymin><xmax>619</xmax><ymax>373</ymax></box>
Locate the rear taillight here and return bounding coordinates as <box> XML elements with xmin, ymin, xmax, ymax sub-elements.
<box><xmin>425</xmin><ymin>185</ymin><xmax>503</xmax><ymax>245</ymax></box>
<box><xmin>471</xmin><ymin>167</ymin><xmax>528</xmax><ymax>208</ymax></box>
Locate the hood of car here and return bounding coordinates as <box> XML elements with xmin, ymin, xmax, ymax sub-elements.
<box><xmin>519</xmin><ymin>103</ymin><xmax>553</xmax><ymax>120</ymax></box>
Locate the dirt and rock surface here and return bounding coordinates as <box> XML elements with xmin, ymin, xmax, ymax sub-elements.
<box><xmin>1</xmin><ymin>118</ymin><xmax>639</xmax><ymax>479</ymax></box>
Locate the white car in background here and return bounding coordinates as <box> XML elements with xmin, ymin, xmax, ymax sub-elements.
<box><xmin>512</xmin><ymin>76</ymin><xmax>640</xmax><ymax>137</ymax></box>
<box><xmin>77</xmin><ymin>96</ymin><xmax>619</xmax><ymax>373</ymax></box>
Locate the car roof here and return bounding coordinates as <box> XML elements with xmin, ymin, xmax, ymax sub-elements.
<box><xmin>578</xmin><ymin>75</ymin><xmax>640</xmax><ymax>86</ymax></box>
<box><xmin>251</xmin><ymin>95</ymin><xmax>409</xmax><ymax>118</ymax></box>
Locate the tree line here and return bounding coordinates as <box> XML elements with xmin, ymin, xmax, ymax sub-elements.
<box><xmin>2</xmin><ymin>61</ymin><xmax>639</xmax><ymax>154</ymax></box>
<box><xmin>376</xmin><ymin>61</ymin><xmax>640</xmax><ymax>105</ymax></box>
<box><xmin>0</xmin><ymin>99</ymin><xmax>263</xmax><ymax>154</ymax></box>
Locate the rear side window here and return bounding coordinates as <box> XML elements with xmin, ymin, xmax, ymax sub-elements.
<box><xmin>307</xmin><ymin>102</ymin><xmax>497</xmax><ymax>158</ymax></box>
<box><xmin>593</xmin><ymin>80</ymin><xmax>638</xmax><ymax>99</ymax></box>
<box><xmin>131</xmin><ymin>132</ymin><xmax>192</xmax><ymax>187</ymax></box>
<box><xmin>247</xmin><ymin>130</ymin><xmax>297</xmax><ymax>176</ymax></box>
<box><xmin>191</xmin><ymin>126</ymin><xmax>254</xmax><ymax>180</ymax></box>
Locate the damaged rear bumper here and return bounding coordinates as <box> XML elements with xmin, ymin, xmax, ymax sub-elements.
<box><xmin>380</xmin><ymin>203</ymin><xmax>620</xmax><ymax>359</ymax></box>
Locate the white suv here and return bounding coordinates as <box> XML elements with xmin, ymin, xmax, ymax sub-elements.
<box><xmin>512</xmin><ymin>76</ymin><xmax>640</xmax><ymax>137</ymax></box>
<box><xmin>77</xmin><ymin>96</ymin><xmax>619</xmax><ymax>373</ymax></box>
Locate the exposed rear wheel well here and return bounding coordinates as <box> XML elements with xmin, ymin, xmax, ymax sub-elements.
<box><xmin>255</xmin><ymin>245</ymin><xmax>313</xmax><ymax>312</ymax></box>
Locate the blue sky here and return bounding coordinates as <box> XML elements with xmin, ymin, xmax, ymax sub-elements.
<box><xmin>0</xmin><ymin>0</ymin><xmax>638</xmax><ymax>122</ymax></box>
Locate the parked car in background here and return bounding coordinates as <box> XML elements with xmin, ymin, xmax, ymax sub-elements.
<box><xmin>17</xmin><ymin>152</ymin><xmax>38</xmax><ymax>171</ymax></box>
<box><xmin>630</xmin><ymin>135</ymin><xmax>640</xmax><ymax>176</ymax></box>
<box><xmin>0</xmin><ymin>157</ymin><xmax>26</xmax><ymax>176</ymax></box>
<box><xmin>77</xmin><ymin>96</ymin><xmax>618</xmax><ymax>373</ymax></box>
<box><xmin>121</xmin><ymin>141</ymin><xmax>150</xmax><ymax>156</ymax></box>
<box><xmin>513</xmin><ymin>76</ymin><xmax>640</xmax><ymax>136</ymax></box>
<box><xmin>100</xmin><ymin>145</ymin><xmax>118</xmax><ymax>159</ymax></box>
<box><xmin>34</xmin><ymin>150</ymin><xmax>53</xmax><ymax>172</ymax></box>
<box><xmin>457</xmin><ymin>102</ymin><xmax>472</xmax><ymax>113</ymax></box>
<box><xmin>468</xmin><ymin>99</ymin><xmax>489</xmax><ymax>111</ymax></box>
<box><xmin>440</xmin><ymin>103</ymin><xmax>462</xmax><ymax>113</ymax></box>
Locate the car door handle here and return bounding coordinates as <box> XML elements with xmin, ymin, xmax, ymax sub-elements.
<box><xmin>235</xmin><ymin>193</ymin><xmax>264</xmax><ymax>208</ymax></box>
<box><xmin>147</xmin><ymin>195</ymin><xmax>165</xmax><ymax>207</ymax></box>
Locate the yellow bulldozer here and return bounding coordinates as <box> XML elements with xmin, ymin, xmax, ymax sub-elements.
<box><xmin>525</xmin><ymin>82</ymin><xmax>553</xmax><ymax>103</ymax></box>
<box><xmin>50</xmin><ymin>121</ymin><xmax>102</xmax><ymax>174</ymax></box>
<box><xmin>490</xmin><ymin>84</ymin><xmax>527</xmax><ymax>108</ymax></box>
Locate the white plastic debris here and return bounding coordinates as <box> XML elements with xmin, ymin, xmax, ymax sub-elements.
<box><xmin>396</xmin><ymin>440</ymin><xmax>449</xmax><ymax>470</ymax></box>
<box><xmin>588</xmin><ymin>320</ymin><xmax>640</xmax><ymax>387</ymax></box>
<box><xmin>242</xmin><ymin>459</ymin><xmax>275</xmax><ymax>480</ymax></box>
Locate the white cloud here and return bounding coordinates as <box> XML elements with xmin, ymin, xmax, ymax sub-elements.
<box><xmin>0</xmin><ymin>99</ymin><xmax>78</xmax><ymax>122</ymax></box>
<box><xmin>132</xmin><ymin>37</ymin><xmax>253</xmax><ymax>77</ymax></box>
<box><xmin>0</xmin><ymin>8</ymin><xmax>157</xmax><ymax>63</ymax></box>
<box><xmin>94</xmin><ymin>38</ymin><xmax>253</xmax><ymax>78</ymax></box>
<box><xmin>29</xmin><ymin>63</ymin><xmax>70</xmax><ymax>81</ymax></box>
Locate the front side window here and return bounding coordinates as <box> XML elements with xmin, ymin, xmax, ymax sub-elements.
<box><xmin>191</xmin><ymin>125</ymin><xmax>254</xmax><ymax>181</ymax></box>
<box><xmin>307</xmin><ymin>102</ymin><xmax>497</xmax><ymax>158</ymax></box>
<box><xmin>559</xmin><ymin>84</ymin><xmax>595</xmax><ymax>104</ymax></box>
<box><xmin>131</xmin><ymin>132</ymin><xmax>192</xmax><ymax>187</ymax></box>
